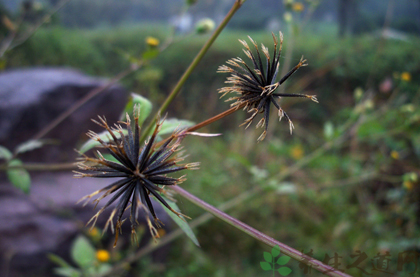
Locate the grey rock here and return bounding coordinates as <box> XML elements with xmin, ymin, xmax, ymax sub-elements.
<box><xmin>0</xmin><ymin>67</ymin><xmax>128</xmax><ymax>162</ymax></box>
<box><xmin>0</xmin><ymin>172</ymin><xmax>172</xmax><ymax>277</ymax></box>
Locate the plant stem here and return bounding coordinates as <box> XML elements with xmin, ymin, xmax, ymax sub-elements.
<box><xmin>186</xmin><ymin>105</ymin><xmax>243</xmax><ymax>132</ymax></box>
<box><xmin>101</xmin><ymin>116</ymin><xmax>369</xmax><ymax>276</ymax></box>
<box><xmin>101</xmin><ymin>184</ymin><xmax>257</xmax><ymax>277</ymax></box>
<box><xmin>171</xmin><ymin>186</ymin><xmax>352</xmax><ymax>277</ymax></box>
<box><xmin>140</xmin><ymin>0</ymin><xmax>243</xmax><ymax>143</ymax></box>
<box><xmin>0</xmin><ymin>162</ymin><xmax>76</xmax><ymax>171</ymax></box>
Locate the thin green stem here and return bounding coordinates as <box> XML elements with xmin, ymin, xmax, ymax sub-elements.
<box><xmin>172</xmin><ymin>186</ymin><xmax>352</xmax><ymax>277</ymax></box>
<box><xmin>140</xmin><ymin>0</ymin><xmax>243</xmax><ymax>143</ymax></box>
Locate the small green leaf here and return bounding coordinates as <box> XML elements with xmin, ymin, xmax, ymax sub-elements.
<box><xmin>260</xmin><ymin>261</ymin><xmax>272</xmax><ymax>271</ymax></box>
<box><xmin>278</xmin><ymin>266</ymin><xmax>292</xmax><ymax>276</ymax></box>
<box><xmin>157</xmin><ymin>195</ymin><xmax>200</xmax><ymax>247</ymax></box>
<box><xmin>0</xmin><ymin>145</ymin><xmax>12</xmax><ymax>160</ymax></box>
<box><xmin>263</xmin><ymin>251</ymin><xmax>273</xmax><ymax>262</ymax></box>
<box><xmin>96</xmin><ymin>264</ymin><xmax>112</xmax><ymax>275</ymax></box>
<box><xmin>71</xmin><ymin>235</ymin><xmax>96</xmax><ymax>268</ymax></box>
<box><xmin>14</xmin><ymin>139</ymin><xmax>45</xmax><ymax>155</ymax></box>
<box><xmin>323</xmin><ymin>121</ymin><xmax>334</xmax><ymax>140</ymax></box>
<box><xmin>53</xmin><ymin>267</ymin><xmax>82</xmax><ymax>277</ymax></box>
<box><xmin>48</xmin><ymin>253</ymin><xmax>72</xmax><ymax>268</ymax></box>
<box><xmin>101</xmin><ymin>154</ymin><xmax>121</xmax><ymax>164</ymax></box>
<box><xmin>7</xmin><ymin>159</ymin><xmax>31</xmax><ymax>194</ymax></box>
<box><xmin>195</xmin><ymin>18</ymin><xmax>215</xmax><ymax>34</ymax></box>
<box><xmin>277</xmin><ymin>255</ymin><xmax>291</xmax><ymax>265</ymax></box>
<box><xmin>79</xmin><ymin>129</ymin><xmax>127</xmax><ymax>154</ymax></box>
<box><xmin>121</xmin><ymin>93</ymin><xmax>152</xmax><ymax>127</ymax></box>
<box><xmin>271</xmin><ymin>245</ymin><xmax>281</xmax><ymax>257</ymax></box>
<box><xmin>159</xmin><ymin>119</ymin><xmax>194</xmax><ymax>136</ymax></box>
<box><xmin>357</xmin><ymin>121</ymin><xmax>385</xmax><ymax>138</ymax></box>
<box><xmin>142</xmin><ymin>48</ymin><xmax>159</xmax><ymax>60</ymax></box>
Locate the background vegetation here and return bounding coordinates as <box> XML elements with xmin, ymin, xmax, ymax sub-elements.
<box><xmin>1</xmin><ymin>0</ymin><xmax>420</xmax><ymax>276</ymax></box>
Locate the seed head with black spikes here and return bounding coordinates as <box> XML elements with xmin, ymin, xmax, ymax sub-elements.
<box><xmin>218</xmin><ymin>32</ymin><xmax>318</xmax><ymax>141</ymax></box>
<box><xmin>74</xmin><ymin>110</ymin><xmax>199</xmax><ymax>246</ymax></box>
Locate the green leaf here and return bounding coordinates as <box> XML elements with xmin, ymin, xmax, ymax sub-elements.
<box><xmin>114</xmin><ymin>47</ymin><xmax>141</xmax><ymax>65</ymax></box>
<box><xmin>278</xmin><ymin>266</ymin><xmax>292</xmax><ymax>276</ymax></box>
<box><xmin>260</xmin><ymin>261</ymin><xmax>272</xmax><ymax>271</ymax></box>
<box><xmin>48</xmin><ymin>253</ymin><xmax>72</xmax><ymax>268</ymax></box>
<box><xmin>142</xmin><ymin>48</ymin><xmax>159</xmax><ymax>60</ymax></box>
<box><xmin>121</xmin><ymin>93</ymin><xmax>152</xmax><ymax>127</ymax></box>
<box><xmin>159</xmin><ymin>119</ymin><xmax>194</xmax><ymax>136</ymax></box>
<box><xmin>277</xmin><ymin>255</ymin><xmax>291</xmax><ymax>265</ymax></box>
<box><xmin>53</xmin><ymin>267</ymin><xmax>82</xmax><ymax>277</ymax></box>
<box><xmin>263</xmin><ymin>251</ymin><xmax>273</xmax><ymax>262</ymax></box>
<box><xmin>0</xmin><ymin>145</ymin><xmax>12</xmax><ymax>160</ymax></box>
<box><xmin>15</xmin><ymin>139</ymin><xmax>45</xmax><ymax>155</ymax></box>
<box><xmin>101</xmin><ymin>154</ymin><xmax>121</xmax><ymax>164</ymax></box>
<box><xmin>357</xmin><ymin>121</ymin><xmax>385</xmax><ymax>138</ymax></box>
<box><xmin>157</xmin><ymin>195</ymin><xmax>200</xmax><ymax>247</ymax></box>
<box><xmin>79</xmin><ymin>129</ymin><xmax>127</xmax><ymax>154</ymax></box>
<box><xmin>71</xmin><ymin>235</ymin><xmax>96</xmax><ymax>268</ymax></box>
<box><xmin>96</xmin><ymin>264</ymin><xmax>112</xmax><ymax>275</ymax></box>
<box><xmin>271</xmin><ymin>245</ymin><xmax>281</xmax><ymax>257</ymax></box>
<box><xmin>6</xmin><ymin>159</ymin><xmax>31</xmax><ymax>194</ymax></box>
<box><xmin>323</xmin><ymin>121</ymin><xmax>334</xmax><ymax>140</ymax></box>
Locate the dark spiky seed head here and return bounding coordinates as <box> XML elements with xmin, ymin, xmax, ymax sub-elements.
<box><xmin>74</xmin><ymin>110</ymin><xmax>199</xmax><ymax>246</ymax></box>
<box><xmin>217</xmin><ymin>31</ymin><xmax>318</xmax><ymax>141</ymax></box>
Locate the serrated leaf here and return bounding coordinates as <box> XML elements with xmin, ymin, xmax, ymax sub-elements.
<box><xmin>53</xmin><ymin>267</ymin><xmax>82</xmax><ymax>277</ymax></box>
<box><xmin>121</xmin><ymin>93</ymin><xmax>152</xmax><ymax>127</ymax></box>
<box><xmin>71</xmin><ymin>236</ymin><xmax>96</xmax><ymax>268</ymax></box>
<box><xmin>79</xmin><ymin>129</ymin><xmax>127</xmax><ymax>154</ymax></box>
<box><xmin>278</xmin><ymin>266</ymin><xmax>292</xmax><ymax>276</ymax></box>
<box><xmin>260</xmin><ymin>261</ymin><xmax>272</xmax><ymax>271</ymax></box>
<box><xmin>48</xmin><ymin>253</ymin><xmax>72</xmax><ymax>268</ymax></box>
<box><xmin>7</xmin><ymin>159</ymin><xmax>31</xmax><ymax>194</ymax></box>
<box><xmin>277</xmin><ymin>255</ymin><xmax>291</xmax><ymax>265</ymax></box>
<box><xmin>0</xmin><ymin>145</ymin><xmax>12</xmax><ymax>160</ymax></box>
<box><xmin>157</xmin><ymin>195</ymin><xmax>200</xmax><ymax>247</ymax></box>
<box><xmin>159</xmin><ymin>119</ymin><xmax>194</xmax><ymax>136</ymax></box>
<box><xmin>263</xmin><ymin>251</ymin><xmax>273</xmax><ymax>262</ymax></box>
<box><xmin>15</xmin><ymin>139</ymin><xmax>44</xmax><ymax>155</ymax></box>
<box><xmin>271</xmin><ymin>245</ymin><xmax>281</xmax><ymax>257</ymax></box>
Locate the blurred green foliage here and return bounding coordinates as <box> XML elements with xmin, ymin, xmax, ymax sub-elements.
<box><xmin>4</xmin><ymin>24</ymin><xmax>420</xmax><ymax>123</ymax></box>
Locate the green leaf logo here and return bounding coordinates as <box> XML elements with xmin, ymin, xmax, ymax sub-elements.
<box><xmin>260</xmin><ymin>246</ymin><xmax>292</xmax><ymax>276</ymax></box>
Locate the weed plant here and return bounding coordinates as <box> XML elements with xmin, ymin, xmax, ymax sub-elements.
<box><xmin>1</xmin><ymin>1</ymin><xmax>419</xmax><ymax>276</ymax></box>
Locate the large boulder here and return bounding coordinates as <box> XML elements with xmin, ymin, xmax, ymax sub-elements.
<box><xmin>0</xmin><ymin>67</ymin><xmax>128</xmax><ymax>162</ymax></box>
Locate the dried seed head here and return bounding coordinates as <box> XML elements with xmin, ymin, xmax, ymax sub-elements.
<box><xmin>75</xmin><ymin>112</ymin><xmax>197</xmax><ymax>246</ymax></box>
<box><xmin>217</xmin><ymin>32</ymin><xmax>318</xmax><ymax>141</ymax></box>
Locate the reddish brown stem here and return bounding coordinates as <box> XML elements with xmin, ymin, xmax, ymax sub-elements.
<box><xmin>172</xmin><ymin>186</ymin><xmax>352</xmax><ymax>277</ymax></box>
